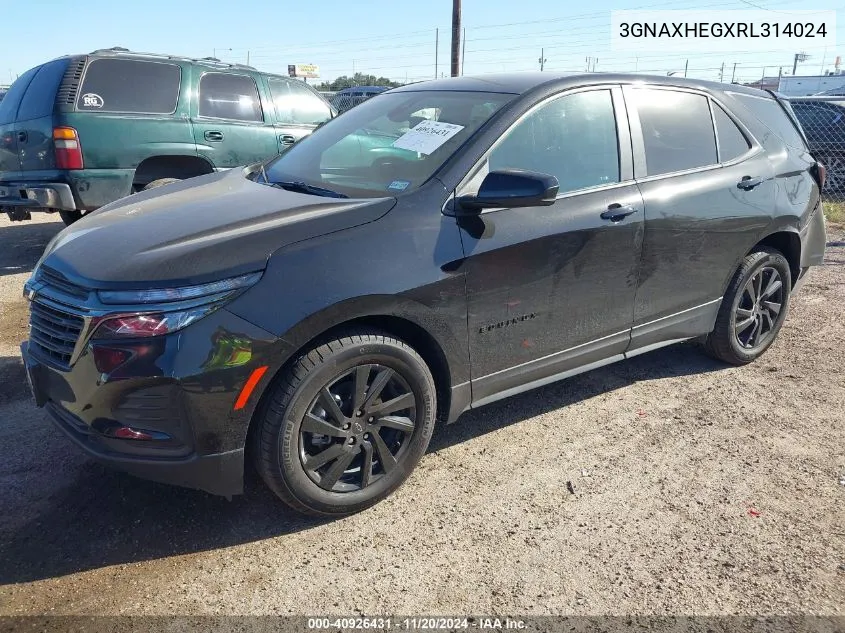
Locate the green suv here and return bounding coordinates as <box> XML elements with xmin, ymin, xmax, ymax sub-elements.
<box><xmin>0</xmin><ymin>48</ymin><xmax>335</xmax><ymax>224</ymax></box>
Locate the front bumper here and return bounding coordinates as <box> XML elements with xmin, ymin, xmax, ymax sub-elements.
<box><xmin>21</xmin><ymin>305</ymin><xmax>285</xmax><ymax>497</ymax></box>
<box><xmin>45</xmin><ymin>399</ymin><xmax>244</xmax><ymax>497</ymax></box>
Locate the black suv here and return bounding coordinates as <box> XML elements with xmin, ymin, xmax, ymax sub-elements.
<box><xmin>21</xmin><ymin>73</ymin><xmax>826</xmax><ymax>515</ymax></box>
<box><xmin>0</xmin><ymin>48</ymin><xmax>334</xmax><ymax>225</ymax></box>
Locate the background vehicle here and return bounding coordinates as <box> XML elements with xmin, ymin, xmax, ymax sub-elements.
<box><xmin>22</xmin><ymin>73</ymin><xmax>826</xmax><ymax>516</ymax></box>
<box><xmin>330</xmin><ymin>85</ymin><xmax>388</xmax><ymax>114</ymax></box>
<box><xmin>789</xmin><ymin>96</ymin><xmax>845</xmax><ymax>191</ymax></box>
<box><xmin>0</xmin><ymin>48</ymin><xmax>335</xmax><ymax>225</ymax></box>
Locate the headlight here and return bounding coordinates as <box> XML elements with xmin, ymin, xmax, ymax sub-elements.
<box><xmin>91</xmin><ymin>272</ymin><xmax>262</xmax><ymax>339</ymax></box>
<box><xmin>92</xmin><ymin>307</ymin><xmax>216</xmax><ymax>339</ymax></box>
<box><xmin>97</xmin><ymin>272</ymin><xmax>262</xmax><ymax>305</ymax></box>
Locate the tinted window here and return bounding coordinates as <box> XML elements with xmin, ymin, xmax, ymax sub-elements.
<box><xmin>0</xmin><ymin>66</ymin><xmax>40</xmax><ymax>124</ymax></box>
<box><xmin>730</xmin><ymin>93</ymin><xmax>806</xmax><ymax>150</ymax></box>
<box><xmin>199</xmin><ymin>73</ymin><xmax>262</xmax><ymax>122</ymax></box>
<box><xmin>489</xmin><ymin>90</ymin><xmax>619</xmax><ymax>194</ymax></box>
<box><xmin>16</xmin><ymin>59</ymin><xmax>68</xmax><ymax>121</ymax></box>
<box><xmin>268</xmin><ymin>78</ymin><xmax>331</xmax><ymax>126</ymax></box>
<box><xmin>630</xmin><ymin>89</ymin><xmax>717</xmax><ymax>176</ymax></box>
<box><xmin>78</xmin><ymin>59</ymin><xmax>180</xmax><ymax>114</ymax></box>
<box><xmin>713</xmin><ymin>103</ymin><xmax>751</xmax><ymax>162</ymax></box>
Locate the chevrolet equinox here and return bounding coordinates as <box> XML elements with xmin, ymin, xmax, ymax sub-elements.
<box><xmin>21</xmin><ymin>73</ymin><xmax>827</xmax><ymax>515</ymax></box>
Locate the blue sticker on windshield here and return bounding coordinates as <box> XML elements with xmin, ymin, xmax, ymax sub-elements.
<box><xmin>387</xmin><ymin>180</ymin><xmax>411</xmax><ymax>192</ymax></box>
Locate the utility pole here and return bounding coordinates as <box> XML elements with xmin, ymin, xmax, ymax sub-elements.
<box><xmin>684</xmin><ymin>59</ymin><xmax>688</xmax><ymax>77</ymax></box>
<box><xmin>731</xmin><ymin>62</ymin><xmax>737</xmax><ymax>83</ymax></box>
<box><xmin>539</xmin><ymin>48</ymin><xmax>547</xmax><ymax>71</ymax></box>
<box><xmin>450</xmin><ymin>0</ymin><xmax>461</xmax><ymax>77</ymax></box>
<box><xmin>719</xmin><ymin>62</ymin><xmax>725</xmax><ymax>82</ymax></box>
<box><xmin>461</xmin><ymin>27</ymin><xmax>466</xmax><ymax>75</ymax></box>
<box><xmin>793</xmin><ymin>51</ymin><xmax>809</xmax><ymax>75</ymax></box>
<box><xmin>435</xmin><ymin>28</ymin><xmax>439</xmax><ymax>79</ymax></box>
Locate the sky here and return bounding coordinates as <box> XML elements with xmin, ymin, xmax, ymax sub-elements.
<box><xmin>1</xmin><ymin>0</ymin><xmax>843</xmax><ymax>86</ymax></box>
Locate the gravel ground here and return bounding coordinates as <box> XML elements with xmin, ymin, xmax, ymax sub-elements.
<box><xmin>0</xmin><ymin>213</ymin><xmax>843</xmax><ymax>617</ymax></box>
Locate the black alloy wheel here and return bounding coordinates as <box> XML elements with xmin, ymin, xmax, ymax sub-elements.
<box><xmin>254</xmin><ymin>331</ymin><xmax>436</xmax><ymax>516</ymax></box>
<box><xmin>734</xmin><ymin>265</ymin><xmax>785</xmax><ymax>350</ymax></box>
<box><xmin>300</xmin><ymin>364</ymin><xmax>417</xmax><ymax>492</ymax></box>
<box><xmin>704</xmin><ymin>247</ymin><xmax>792</xmax><ymax>365</ymax></box>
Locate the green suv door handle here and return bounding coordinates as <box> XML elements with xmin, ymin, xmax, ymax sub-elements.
<box><xmin>204</xmin><ymin>130</ymin><xmax>224</xmax><ymax>142</ymax></box>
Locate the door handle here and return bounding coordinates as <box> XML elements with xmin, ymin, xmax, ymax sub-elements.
<box><xmin>600</xmin><ymin>203</ymin><xmax>640</xmax><ymax>222</ymax></box>
<box><xmin>737</xmin><ymin>175</ymin><xmax>763</xmax><ymax>190</ymax></box>
<box><xmin>17</xmin><ymin>131</ymin><xmax>27</xmax><ymax>143</ymax></box>
<box><xmin>279</xmin><ymin>134</ymin><xmax>296</xmax><ymax>145</ymax></box>
<box><xmin>204</xmin><ymin>130</ymin><xmax>224</xmax><ymax>142</ymax></box>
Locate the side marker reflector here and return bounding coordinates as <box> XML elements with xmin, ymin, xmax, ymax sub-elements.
<box><xmin>234</xmin><ymin>365</ymin><xmax>269</xmax><ymax>410</ymax></box>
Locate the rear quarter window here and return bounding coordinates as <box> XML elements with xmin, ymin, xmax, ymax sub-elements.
<box><xmin>77</xmin><ymin>58</ymin><xmax>181</xmax><ymax>114</ymax></box>
<box><xmin>16</xmin><ymin>59</ymin><xmax>69</xmax><ymax>121</ymax></box>
<box><xmin>729</xmin><ymin>92</ymin><xmax>807</xmax><ymax>150</ymax></box>
<box><xmin>0</xmin><ymin>65</ymin><xmax>40</xmax><ymax>124</ymax></box>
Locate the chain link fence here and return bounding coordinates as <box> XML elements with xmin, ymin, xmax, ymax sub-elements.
<box><xmin>319</xmin><ymin>87</ymin><xmax>391</xmax><ymax>115</ymax></box>
<box><xmin>785</xmin><ymin>95</ymin><xmax>845</xmax><ymax>216</ymax></box>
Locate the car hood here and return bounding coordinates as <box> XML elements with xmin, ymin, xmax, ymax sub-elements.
<box><xmin>39</xmin><ymin>169</ymin><xmax>396</xmax><ymax>288</ymax></box>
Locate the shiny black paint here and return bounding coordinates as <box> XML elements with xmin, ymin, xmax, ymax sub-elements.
<box><xmin>25</xmin><ymin>72</ymin><xmax>827</xmax><ymax>497</ymax></box>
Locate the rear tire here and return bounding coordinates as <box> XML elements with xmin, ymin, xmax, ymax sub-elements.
<box><xmin>59</xmin><ymin>210</ymin><xmax>82</xmax><ymax>226</ymax></box>
<box><xmin>253</xmin><ymin>330</ymin><xmax>436</xmax><ymax>516</ymax></box>
<box><xmin>704</xmin><ymin>247</ymin><xmax>791</xmax><ymax>365</ymax></box>
<box><xmin>142</xmin><ymin>178</ymin><xmax>181</xmax><ymax>191</ymax></box>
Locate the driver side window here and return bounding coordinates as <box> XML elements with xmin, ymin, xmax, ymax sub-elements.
<box><xmin>488</xmin><ymin>90</ymin><xmax>620</xmax><ymax>194</ymax></box>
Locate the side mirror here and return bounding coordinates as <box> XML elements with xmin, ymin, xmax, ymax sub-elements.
<box><xmin>457</xmin><ymin>169</ymin><xmax>559</xmax><ymax>214</ymax></box>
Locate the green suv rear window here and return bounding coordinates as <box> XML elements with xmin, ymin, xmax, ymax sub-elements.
<box><xmin>77</xmin><ymin>58</ymin><xmax>181</xmax><ymax>114</ymax></box>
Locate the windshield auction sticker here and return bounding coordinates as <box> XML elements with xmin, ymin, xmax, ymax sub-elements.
<box><xmin>392</xmin><ymin>121</ymin><xmax>465</xmax><ymax>155</ymax></box>
<box><xmin>611</xmin><ymin>10</ymin><xmax>836</xmax><ymax>52</ymax></box>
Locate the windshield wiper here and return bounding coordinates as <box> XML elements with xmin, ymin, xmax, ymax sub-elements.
<box><xmin>270</xmin><ymin>180</ymin><xmax>348</xmax><ymax>198</ymax></box>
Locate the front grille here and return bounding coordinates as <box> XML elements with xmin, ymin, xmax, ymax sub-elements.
<box><xmin>29</xmin><ymin>301</ymin><xmax>84</xmax><ymax>368</ymax></box>
<box><xmin>39</xmin><ymin>265</ymin><xmax>90</xmax><ymax>300</ymax></box>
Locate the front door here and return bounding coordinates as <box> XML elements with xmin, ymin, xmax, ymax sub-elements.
<box><xmin>191</xmin><ymin>71</ymin><xmax>279</xmax><ymax>169</ymax></box>
<box><xmin>456</xmin><ymin>86</ymin><xmax>644</xmax><ymax>404</ymax></box>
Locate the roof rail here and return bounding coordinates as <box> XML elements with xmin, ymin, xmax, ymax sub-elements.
<box><xmin>86</xmin><ymin>47</ymin><xmax>256</xmax><ymax>70</ymax></box>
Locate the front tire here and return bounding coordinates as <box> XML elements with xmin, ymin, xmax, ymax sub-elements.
<box><xmin>704</xmin><ymin>247</ymin><xmax>791</xmax><ymax>365</ymax></box>
<box><xmin>254</xmin><ymin>331</ymin><xmax>436</xmax><ymax>516</ymax></box>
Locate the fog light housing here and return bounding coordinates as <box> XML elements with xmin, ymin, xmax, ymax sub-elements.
<box><xmin>92</xmin><ymin>346</ymin><xmax>133</xmax><ymax>373</ymax></box>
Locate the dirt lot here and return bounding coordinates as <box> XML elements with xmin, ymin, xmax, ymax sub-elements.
<box><xmin>0</xmin><ymin>213</ymin><xmax>843</xmax><ymax>617</ymax></box>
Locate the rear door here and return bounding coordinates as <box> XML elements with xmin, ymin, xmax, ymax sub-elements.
<box><xmin>624</xmin><ymin>86</ymin><xmax>775</xmax><ymax>352</ymax></box>
<box><xmin>15</xmin><ymin>58</ymin><xmax>70</xmax><ymax>174</ymax></box>
<box><xmin>192</xmin><ymin>71</ymin><xmax>278</xmax><ymax>168</ymax></box>
<box><xmin>0</xmin><ymin>65</ymin><xmax>40</xmax><ymax>177</ymax></box>
<box><xmin>265</xmin><ymin>77</ymin><xmax>333</xmax><ymax>152</ymax></box>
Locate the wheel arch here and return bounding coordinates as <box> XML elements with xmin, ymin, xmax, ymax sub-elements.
<box><xmin>750</xmin><ymin>229</ymin><xmax>801</xmax><ymax>287</ymax></box>
<box><xmin>242</xmin><ymin>299</ymin><xmax>468</xmax><ymax>464</ymax></box>
<box><xmin>132</xmin><ymin>155</ymin><xmax>215</xmax><ymax>188</ymax></box>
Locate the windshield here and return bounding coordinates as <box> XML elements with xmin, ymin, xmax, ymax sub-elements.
<box><xmin>261</xmin><ymin>90</ymin><xmax>514</xmax><ymax>197</ymax></box>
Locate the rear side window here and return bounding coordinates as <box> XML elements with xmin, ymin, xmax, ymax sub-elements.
<box><xmin>629</xmin><ymin>88</ymin><xmax>717</xmax><ymax>176</ymax></box>
<box><xmin>268</xmin><ymin>78</ymin><xmax>332</xmax><ymax>126</ymax></box>
<box><xmin>713</xmin><ymin>103</ymin><xmax>751</xmax><ymax>162</ymax></box>
<box><xmin>16</xmin><ymin>59</ymin><xmax>69</xmax><ymax>121</ymax></box>
<box><xmin>730</xmin><ymin>93</ymin><xmax>806</xmax><ymax>150</ymax></box>
<box><xmin>0</xmin><ymin>66</ymin><xmax>40</xmax><ymax>124</ymax></box>
<box><xmin>77</xmin><ymin>59</ymin><xmax>181</xmax><ymax>114</ymax></box>
<box><xmin>199</xmin><ymin>73</ymin><xmax>263</xmax><ymax>122</ymax></box>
